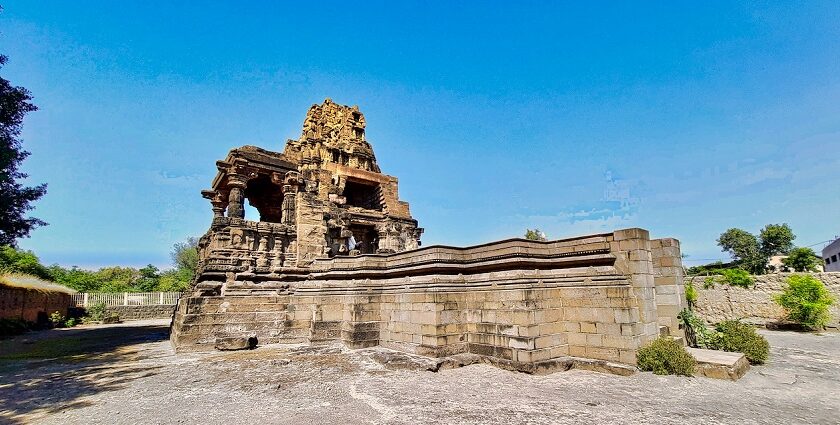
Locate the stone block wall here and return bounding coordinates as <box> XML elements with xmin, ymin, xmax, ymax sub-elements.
<box><xmin>692</xmin><ymin>272</ymin><xmax>840</xmax><ymax>328</ymax></box>
<box><xmin>0</xmin><ymin>287</ymin><xmax>73</xmax><ymax>324</ymax></box>
<box><xmin>610</xmin><ymin>228</ymin><xmax>661</xmax><ymax>347</ymax></box>
<box><xmin>650</xmin><ymin>238</ymin><xmax>688</xmax><ymax>336</ymax></box>
<box><xmin>172</xmin><ymin>228</ymin><xmax>683</xmax><ymax>369</ymax></box>
<box><xmin>172</xmin><ymin>277</ymin><xmax>646</xmax><ymax>367</ymax></box>
<box><xmin>107</xmin><ymin>304</ymin><xmax>177</xmax><ymax>321</ymax></box>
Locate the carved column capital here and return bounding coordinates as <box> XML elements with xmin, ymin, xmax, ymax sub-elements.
<box><xmin>227</xmin><ymin>174</ymin><xmax>249</xmax><ymax>189</ymax></box>
<box><xmin>202</xmin><ymin>189</ymin><xmax>227</xmax><ymax>217</ymax></box>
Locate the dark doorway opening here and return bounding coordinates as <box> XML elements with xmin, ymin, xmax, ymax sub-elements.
<box><xmin>350</xmin><ymin>225</ymin><xmax>379</xmax><ymax>254</ymax></box>
<box><xmin>343</xmin><ymin>180</ymin><xmax>382</xmax><ymax>211</ymax></box>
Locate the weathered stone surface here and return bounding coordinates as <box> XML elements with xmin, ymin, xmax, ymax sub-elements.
<box><xmin>102</xmin><ymin>316</ymin><xmax>120</xmax><ymax>324</ymax></box>
<box><xmin>6</xmin><ymin>322</ymin><xmax>839</xmax><ymax>424</ymax></box>
<box><xmin>687</xmin><ymin>347</ymin><xmax>750</xmax><ymax>381</ymax></box>
<box><xmin>693</xmin><ymin>272</ymin><xmax>840</xmax><ymax>328</ymax></box>
<box><xmin>108</xmin><ymin>305</ymin><xmax>175</xmax><ymax>321</ymax></box>
<box><xmin>214</xmin><ymin>336</ymin><xmax>257</xmax><ymax>351</ymax></box>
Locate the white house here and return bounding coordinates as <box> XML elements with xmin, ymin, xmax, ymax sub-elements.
<box><xmin>824</xmin><ymin>237</ymin><xmax>840</xmax><ymax>272</ymax></box>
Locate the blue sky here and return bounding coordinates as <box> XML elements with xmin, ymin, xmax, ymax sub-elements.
<box><xmin>2</xmin><ymin>1</ymin><xmax>839</xmax><ymax>269</ymax></box>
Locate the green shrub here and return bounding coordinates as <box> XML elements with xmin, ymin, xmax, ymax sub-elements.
<box><xmin>720</xmin><ymin>269</ymin><xmax>753</xmax><ymax>288</ymax></box>
<box><xmin>774</xmin><ymin>274</ymin><xmax>834</xmax><ymax>329</ymax></box>
<box><xmin>64</xmin><ymin>317</ymin><xmax>78</xmax><ymax>327</ymax></box>
<box><xmin>701</xmin><ymin>268</ymin><xmax>753</xmax><ymax>289</ymax></box>
<box><xmin>637</xmin><ymin>336</ymin><xmax>696</xmax><ymax>376</ymax></box>
<box><xmin>85</xmin><ymin>302</ymin><xmax>107</xmax><ymax>322</ymax></box>
<box><xmin>677</xmin><ymin>309</ymin><xmax>723</xmax><ymax>349</ymax></box>
<box><xmin>711</xmin><ymin>320</ymin><xmax>769</xmax><ymax>364</ymax></box>
<box><xmin>48</xmin><ymin>311</ymin><xmax>66</xmax><ymax>328</ymax></box>
<box><xmin>684</xmin><ymin>281</ymin><xmax>697</xmax><ymax>307</ymax></box>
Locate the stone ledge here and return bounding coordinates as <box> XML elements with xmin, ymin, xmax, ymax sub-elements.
<box><xmin>687</xmin><ymin>347</ymin><xmax>749</xmax><ymax>381</ymax></box>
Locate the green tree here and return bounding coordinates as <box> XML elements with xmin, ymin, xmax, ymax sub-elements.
<box><xmin>94</xmin><ymin>266</ymin><xmax>138</xmax><ymax>292</ymax></box>
<box><xmin>48</xmin><ymin>265</ymin><xmax>102</xmax><ymax>292</ymax></box>
<box><xmin>717</xmin><ymin>228</ymin><xmax>763</xmax><ymax>273</ymax></box>
<box><xmin>782</xmin><ymin>247</ymin><xmax>822</xmax><ymax>272</ymax></box>
<box><xmin>171</xmin><ymin>237</ymin><xmax>199</xmax><ymax>274</ymax></box>
<box><xmin>157</xmin><ymin>268</ymin><xmax>193</xmax><ymax>292</ymax></box>
<box><xmin>759</xmin><ymin>223</ymin><xmax>795</xmax><ymax>257</ymax></box>
<box><xmin>524</xmin><ymin>229</ymin><xmax>546</xmax><ymax>241</ymax></box>
<box><xmin>159</xmin><ymin>237</ymin><xmax>200</xmax><ymax>291</ymax></box>
<box><xmin>717</xmin><ymin>224</ymin><xmax>798</xmax><ymax>274</ymax></box>
<box><xmin>0</xmin><ymin>245</ymin><xmax>51</xmax><ymax>279</ymax></box>
<box><xmin>0</xmin><ymin>54</ymin><xmax>47</xmax><ymax>246</ymax></box>
<box><xmin>136</xmin><ymin>264</ymin><xmax>161</xmax><ymax>292</ymax></box>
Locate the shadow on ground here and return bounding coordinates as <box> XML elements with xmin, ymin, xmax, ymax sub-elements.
<box><xmin>0</xmin><ymin>322</ymin><xmax>169</xmax><ymax>424</ymax></box>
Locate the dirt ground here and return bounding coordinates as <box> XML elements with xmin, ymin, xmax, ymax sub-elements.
<box><xmin>0</xmin><ymin>319</ymin><xmax>838</xmax><ymax>425</ymax></box>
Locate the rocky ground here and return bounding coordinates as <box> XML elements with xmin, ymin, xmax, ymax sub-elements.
<box><xmin>0</xmin><ymin>319</ymin><xmax>838</xmax><ymax>424</ymax></box>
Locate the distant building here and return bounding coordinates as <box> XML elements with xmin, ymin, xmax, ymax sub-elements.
<box><xmin>824</xmin><ymin>237</ymin><xmax>840</xmax><ymax>272</ymax></box>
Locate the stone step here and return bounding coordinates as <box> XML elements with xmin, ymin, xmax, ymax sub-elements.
<box><xmin>686</xmin><ymin>347</ymin><xmax>749</xmax><ymax>381</ymax></box>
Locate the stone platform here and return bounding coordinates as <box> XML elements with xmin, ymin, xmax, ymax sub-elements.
<box><xmin>688</xmin><ymin>347</ymin><xmax>750</xmax><ymax>381</ymax></box>
<box><xmin>172</xmin><ymin>228</ymin><xmax>689</xmax><ymax>370</ymax></box>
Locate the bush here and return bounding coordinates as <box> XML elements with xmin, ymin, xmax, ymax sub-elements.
<box><xmin>637</xmin><ymin>336</ymin><xmax>696</xmax><ymax>376</ymax></box>
<box><xmin>48</xmin><ymin>311</ymin><xmax>66</xmax><ymax>328</ymax></box>
<box><xmin>711</xmin><ymin>321</ymin><xmax>769</xmax><ymax>365</ymax></box>
<box><xmin>677</xmin><ymin>309</ymin><xmax>723</xmax><ymax>349</ymax></box>
<box><xmin>702</xmin><ymin>268</ymin><xmax>754</xmax><ymax>289</ymax></box>
<box><xmin>85</xmin><ymin>302</ymin><xmax>107</xmax><ymax>322</ymax></box>
<box><xmin>64</xmin><ymin>317</ymin><xmax>78</xmax><ymax>327</ymax></box>
<box><xmin>774</xmin><ymin>274</ymin><xmax>834</xmax><ymax>329</ymax></box>
<box><xmin>720</xmin><ymin>269</ymin><xmax>753</xmax><ymax>288</ymax></box>
<box><xmin>684</xmin><ymin>281</ymin><xmax>697</xmax><ymax>307</ymax></box>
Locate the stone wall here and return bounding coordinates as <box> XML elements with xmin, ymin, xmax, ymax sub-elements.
<box><xmin>692</xmin><ymin>272</ymin><xmax>840</xmax><ymax>328</ymax></box>
<box><xmin>651</xmin><ymin>238</ymin><xmax>688</xmax><ymax>337</ymax></box>
<box><xmin>107</xmin><ymin>304</ymin><xmax>177</xmax><ymax>321</ymax></box>
<box><xmin>0</xmin><ymin>286</ymin><xmax>73</xmax><ymax>324</ymax></box>
<box><xmin>172</xmin><ymin>228</ymin><xmax>686</xmax><ymax>369</ymax></box>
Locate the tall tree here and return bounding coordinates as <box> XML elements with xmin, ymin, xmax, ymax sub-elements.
<box><xmin>0</xmin><ymin>54</ymin><xmax>46</xmax><ymax>246</ymax></box>
<box><xmin>717</xmin><ymin>228</ymin><xmax>763</xmax><ymax>273</ymax></box>
<box><xmin>758</xmin><ymin>223</ymin><xmax>795</xmax><ymax>257</ymax></box>
<box><xmin>171</xmin><ymin>237</ymin><xmax>199</xmax><ymax>274</ymax></box>
<box><xmin>718</xmin><ymin>224</ymin><xmax>799</xmax><ymax>274</ymax></box>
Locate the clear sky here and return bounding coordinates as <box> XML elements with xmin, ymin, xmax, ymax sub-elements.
<box><xmin>2</xmin><ymin>1</ymin><xmax>839</xmax><ymax>269</ymax></box>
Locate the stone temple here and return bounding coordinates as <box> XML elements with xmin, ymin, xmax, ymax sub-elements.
<box><xmin>171</xmin><ymin>99</ymin><xmax>688</xmax><ymax>372</ymax></box>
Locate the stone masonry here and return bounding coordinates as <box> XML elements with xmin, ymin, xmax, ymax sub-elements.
<box><xmin>170</xmin><ymin>99</ymin><xmax>687</xmax><ymax>371</ymax></box>
<box><xmin>693</xmin><ymin>272</ymin><xmax>840</xmax><ymax>328</ymax></box>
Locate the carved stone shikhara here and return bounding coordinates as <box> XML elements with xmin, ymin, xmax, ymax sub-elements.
<box><xmin>171</xmin><ymin>100</ymin><xmax>687</xmax><ymax>372</ymax></box>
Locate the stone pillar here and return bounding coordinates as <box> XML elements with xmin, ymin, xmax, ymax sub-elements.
<box><xmin>651</xmin><ymin>238</ymin><xmax>687</xmax><ymax>338</ymax></box>
<box><xmin>612</xmin><ymin>228</ymin><xmax>660</xmax><ymax>350</ymax></box>
<box><xmin>282</xmin><ymin>186</ymin><xmax>296</xmax><ymax>225</ymax></box>
<box><xmin>279</xmin><ymin>171</ymin><xmax>299</xmax><ymax>226</ymax></box>
<box><xmin>201</xmin><ymin>190</ymin><xmax>227</xmax><ymax>218</ymax></box>
<box><xmin>226</xmin><ymin>175</ymin><xmax>247</xmax><ymax>219</ymax></box>
<box><xmin>211</xmin><ymin>202</ymin><xmax>225</xmax><ymax>217</ymax></box>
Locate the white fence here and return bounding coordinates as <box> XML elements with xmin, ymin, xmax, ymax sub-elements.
<box><xmin>72</xmin><ymin>292</ymin><xmax>184</xmax><ymax>307</ymax></box>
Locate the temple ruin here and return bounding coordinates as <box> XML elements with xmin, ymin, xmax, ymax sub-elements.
<box><xmin>171</xmin><ymin>99</ymin><xmax>688</xmax><ymax>372</ymax></box>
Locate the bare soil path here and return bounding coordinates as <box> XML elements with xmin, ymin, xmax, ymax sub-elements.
<box><xmin>0</xmin><ymin>320</ymin><xmax>838</xmax><ymax>424</ymax></box>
